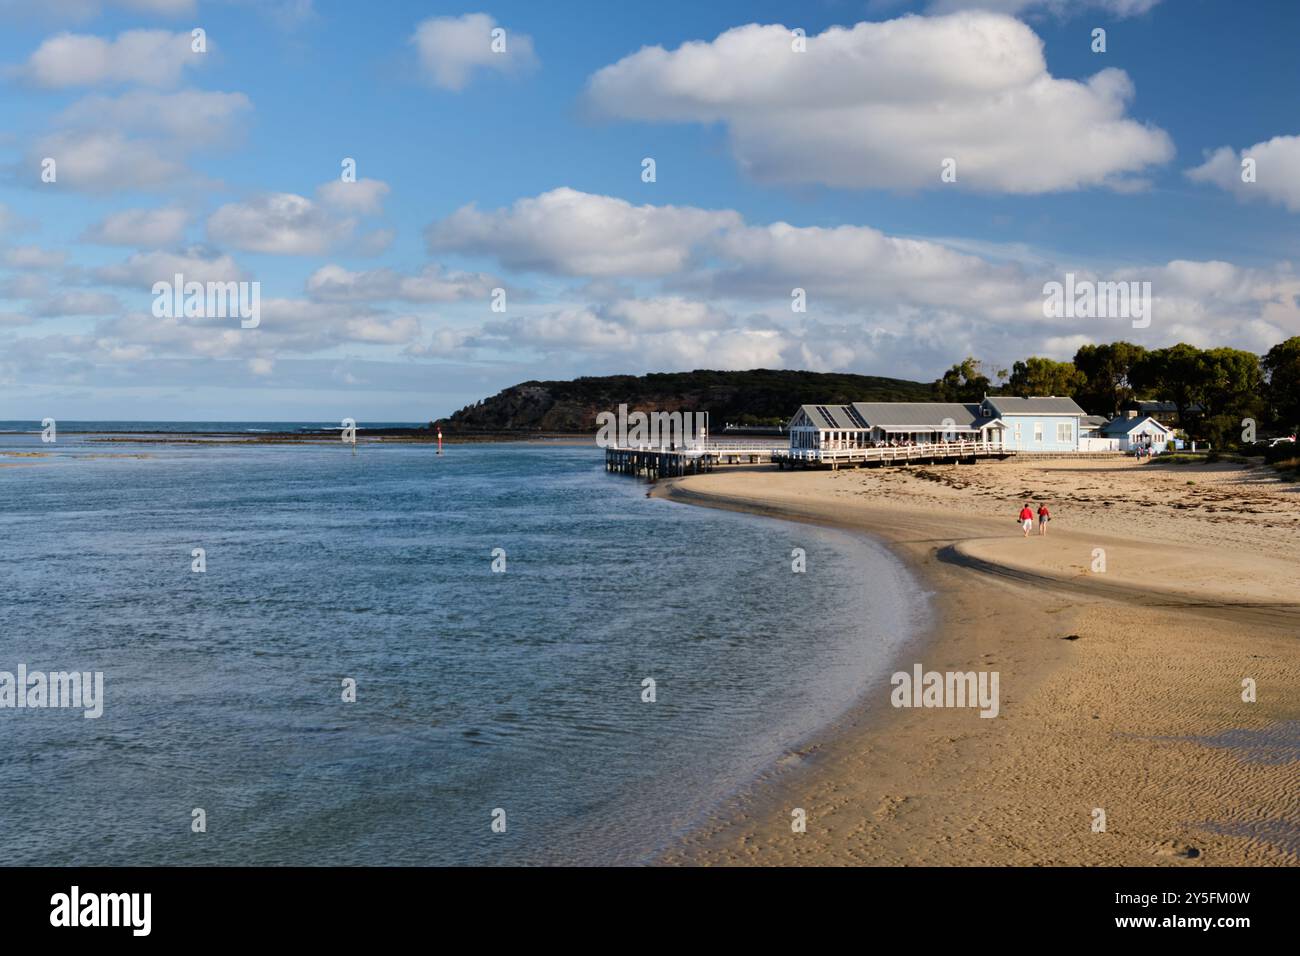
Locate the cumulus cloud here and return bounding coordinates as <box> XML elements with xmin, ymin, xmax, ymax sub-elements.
<box><xmin>82</xmin><ymin>205</ymin><xmax>191</xmax><ymax>246</ymax></box>
<box><xmin>411</xmin><ymin>13</ymin><xmax>537</xmax><ymax>91</ymax></box>
<box><xmin>93</xmin><ymin>246</ymin><xmax>245</xmax><ymax>286</ymax></box>
<box><xmin>417</xmin><ymin>187</ymin><xmax>1300</xmax><ymax>380</ymax></box>
<box><xmin>583</xmin><ymin>12</ymin><xmax>1173</xmax><ymax>193</ymax></box>
<box><xmin>1186</xmin><ymin>134</ymin><xmax>1300</xmax><ymax>213</ymax></box>
<box><xmin>306</xmin><ymin>263</ymin><xmax>497</xmax><ymax>302</ymax></box>
<box><xmin>924</xmin><ymin>0</ymin><xmax>1160</xmax><ymax>15</ymax></box>
<box><xmin>92</xmin><ymin>298</ymin><xmax>423</xmax><ymax>359</ymax></box>
<box><xmin>30</xmin><ymin>291</ymin><xmax>121</xmax><ymax>316</ymax></box>
<box><xmin>207</xmin><ymin>193</ymin><xmax>354</xmax><ymax>255</ymax></box>
<box><xmin>317</xmin><ymin>178</ymin><xmax>390</xmax><ymax>216</ymax></box>
<box><xmin>3</xmin><ymin>245</ymin><xmax>68</xmax><ymax>270</ymax></box>
<box><xmin>57</xmin><ymin>90</ymin><xmax>252</xmax><ymax>144</ymax></box>
<box><xmin>26</xmin><ymin>129</ymin><xmax>192</xmax><ymax>192</ymax></box>
<box><xmin>425</xmin><ymin>187</ymin><xmax>741</xmax><ymax>275</ymax></box>
<box><xmin>15</xmin><ymin>29</ymin><xmax>205</xmax><ymax>88</ymax></box>
<box><xmin>206</xmin><ymin>179</ymin><xmax>389</xmax><ymax>255</ymax></box>
<box><xmin>0</xmin><ymin>274</ymin><xmax>50</xmax><ymax>299</ymax></box>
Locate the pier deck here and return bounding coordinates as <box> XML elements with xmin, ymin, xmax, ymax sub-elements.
<box><xmin>605</xmin><ymin>439</ymin><xmax>1013</xmax><ymax>478</ymax></box>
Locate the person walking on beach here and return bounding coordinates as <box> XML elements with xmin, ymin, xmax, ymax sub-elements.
<box><xmin>1019</xmin><ymin>502</ymin><xmax>1034</xmax><ymax>537</ymax></box>
<box><xmin>1037</xmin><ymin>503</ymin><xmax>1050</xmax><ymax>536</ymax></box>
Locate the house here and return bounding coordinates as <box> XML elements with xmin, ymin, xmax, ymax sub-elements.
<box><xmin>1119</xmin><ymin>400</ymin><xmax>1203</xmax><ymax>427</ymax></box>
<box><xmin>787</xmin><ymin>395</ymin><xmax>1088</xmax><ymax>452</ymax></box>
<box><xmin>1079</xmin><ymin>414</ymin><xmax>1119</xmax><ymax>451</ymax></box>
<box><xmin>1079</xmin><ymin>415</ymin><xmax>1109</xmax><ymax>438</ymax></box>
<box><xmin>1100</xmin><ymin>414</ymin><xmax>1175</xmax><ymax>452</ymax></box>
<box><xmin>982</xmin><ymin>396</ymin><xmax>1086</xmax><ymax>452</ymax></box>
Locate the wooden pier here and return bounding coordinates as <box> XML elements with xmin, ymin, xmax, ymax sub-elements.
<box><xmin>605</xmin><ymin>439</ymin><xmax>1014</xmax><ymax>478</ymax></box>
<box><xmin>604</xmin><ymin>442</ymin><xmax>783</xmax><ymax>479</ymax></box>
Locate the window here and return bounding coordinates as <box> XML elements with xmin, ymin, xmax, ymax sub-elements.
<box><xmin>1033</xmin><ymin>422</ymin><xmax>1044</xmax><ymax>443</ymax></box>
<box><xmin>1056</xmin><ymin>422</ymin><xmax>1072</xmax><ymax>443</ymax></box>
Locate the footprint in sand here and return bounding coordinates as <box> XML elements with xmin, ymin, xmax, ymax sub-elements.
<box><xmin>1149</xmin><ymin>840</ymin><xmax>1202</xmax><ymax>860</ymax></box>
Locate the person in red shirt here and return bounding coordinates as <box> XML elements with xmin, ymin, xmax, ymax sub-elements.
<box><xmin>1019</xmin><ymin>503</ymin><xmax>1034</xmax><ymax>537</ymax></box>
<box><xmin>1037</xmin><ymin>503</ymin><xmax>1051</xmax><ymax>536</ymax></box>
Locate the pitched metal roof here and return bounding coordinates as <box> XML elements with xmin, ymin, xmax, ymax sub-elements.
<box><xmin>794</xmin><ymin>404</ymin><xmax>861</xmax><ymax>429</ymax></box>
<box><xmin>1100</xmin><ymin>414</ymin><xmax>1173</xmax><ymax>436</ymax></box>
<box><xmin>985</xmin><ymin>396</ymin><xmax>1086</xmax><ymax>416</ymax></box>
<box><xmin>851</xmin><ymin>402</ymin><xmax>986</xmax><ymax>430</ymax></box>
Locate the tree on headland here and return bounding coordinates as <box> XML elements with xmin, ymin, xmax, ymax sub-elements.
<box><xmin>1006</xmin><ymin>357</ymin><xmax>1085</xmax><ymax>398</ymax></box>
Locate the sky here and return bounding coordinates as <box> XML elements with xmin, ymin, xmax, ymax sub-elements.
<box><xmin>0</xmin><ymin>0</ymin><xmax>1297</xmax><ymax>421</ymax></box>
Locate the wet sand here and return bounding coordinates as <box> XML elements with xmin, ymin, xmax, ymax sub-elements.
<box><xmin>654</xmin><ymin>457</ymin><xmax>1300</xmax><ymax>865</ymax></box>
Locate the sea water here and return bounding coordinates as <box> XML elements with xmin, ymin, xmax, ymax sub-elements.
<box><xmin>0</xmin><ymin>431</ymin><xmax>924</xmax><ymax>865</ymax></box>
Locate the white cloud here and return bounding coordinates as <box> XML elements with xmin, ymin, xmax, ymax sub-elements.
<box><xmin>15</xmin><ymin>29</ymin><xmax>205</xmax><ymax>88</ymax></box>
<box><xmin>583</xmin><ymin>13</ymin><xmax>1173</xmax><ymax>193</ymax></box>
<box><xmin>93</xmin><ymin>246</ymin><xmax>245</xmax><ymax>286</ymax></box>
<box><xmin>425</xmin><ymin>187</ymin><xmax>741</xmax><ymax>276</ymax></box>
<box><xmin>418</xmin><ymin>187</ymin><xmax>1300</xmax><ymax>380</ymax></box>
<box><xmin>207</xmin><ymin>192</ymin><xmax>354</xmax><ymax>255</ymax></box>
<box><xmin>924</xmin><ymin>0</ymin><xmax>1160</xmax><ymax>15</ymax></box>
<box><xmin>603</xmin><ymin>296</ymin><xmax>731</xmax><ymax>331</ymax></box>
<box><xmin>31</xmin><ymin>291</ymin><xmax>121</xmax><ymax>316</ymax></box>
<box><xmin>1186</xmin><ymin>135</ymin><xmax>1300</xmax><ymax>213</ymax></box>
<box><xmin>58</xmin><ymin>90</ymin><xmax>252</xmax><ymax>144</ymax></box>
<box><xmin>27</xmin><ymin>129</ymin><xmax>191</xmax><ymax>192</ymax></box>
<box><xmin>411</xmin><ymin>13</ymin><xmax>537</xmax><ymax>91</ymax></box>
<box><xmin>0</xmin><ymin>274</ymin><xmax>50</xmax><ymax>298</ymax></box>
<box><xmin>82</xmin><ymin>205</ymin><xmax>191</xmax><ymax>246</ymax></box>
<box><xmin>3</xmin><ymin>245</ymin><xmax>68</xmax><ymax>269</ymax></box>
<box><xmin>306</xmin><ymin>263</ymin><xmax>496</xmax><ymax>302</ymax></box>
<box><xmin>316</xmin><ymin>178</ymin><xmax>390</xmax><ymax>216</ymax></box>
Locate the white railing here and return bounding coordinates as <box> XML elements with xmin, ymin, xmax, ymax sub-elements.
<box><xmin>776</xmin><ymin>440</ymin><xmax>1006</xmax><ymax>462</ymax></box>
<box><xmin>609</xmin><ymin>440</ymin><xmax>784</xmax><ymax>454</ymax></box>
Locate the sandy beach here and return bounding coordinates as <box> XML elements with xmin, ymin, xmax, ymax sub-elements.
<box><xmin>655</xmin><ymin>456</ymin><xmax>1300</xmax><ymax>866</ymax></box>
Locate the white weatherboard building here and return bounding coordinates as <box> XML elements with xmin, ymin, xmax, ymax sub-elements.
<box><xmin>1099</xmin><ymin>414</ymin><xmax>1176</xmax><ymax>452</ymax></box>
<box><xmin>787</xmin><ymin>396</ymin><xmax>1088</xmax><ymax>452</ymax></box>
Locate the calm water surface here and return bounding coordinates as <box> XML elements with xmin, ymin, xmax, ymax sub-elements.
<box><xmin>0</xmin><ymin>431</ymin><xmax>926</xmax><ymax>865</ymax></box>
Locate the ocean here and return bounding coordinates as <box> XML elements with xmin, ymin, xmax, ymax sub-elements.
<box><xmin>0</xmin><ymin>426</ymin><xmax>926</xmax><ymax>865</ymax></box>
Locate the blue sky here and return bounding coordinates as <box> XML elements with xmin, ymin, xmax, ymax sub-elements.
<box><xmin>1</xmin><ymin>0</ymin><xmax>1297</xmax><ymax>420</ymax></box>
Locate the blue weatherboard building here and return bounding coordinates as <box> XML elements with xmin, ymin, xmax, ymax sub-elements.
<box><xmin>979</xmin><ymin>396</ymin><xmax>1086</xmax><ymax>452</ymax></box>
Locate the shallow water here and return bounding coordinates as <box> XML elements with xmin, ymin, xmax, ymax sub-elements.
<box><xmin>0</xmin><ymin>433</ymin><xmax>925</xmax><ymax>865</ymax></box>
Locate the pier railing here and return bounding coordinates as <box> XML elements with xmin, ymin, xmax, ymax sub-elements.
<box><xmin>605</xmin><ymin>438</ymin><xmax>1012</xmax><ymax>478</ymax></box>
<box><xmin>777</xmin><ymin>439</ymin><xmax>1007</xmax><ymax>464</ymax></box>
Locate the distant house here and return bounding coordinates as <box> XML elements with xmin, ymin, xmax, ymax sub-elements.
<box><xmin>1079</xmin><ymin>414</ymin><xmax>1119</xmax><ymax>451</ymax></box>
<box><xmin>1120</xmin><ymin>400</ymin><xmax>1203</xmax><ymax>426</ymax></box>
<box><xmin>787</xmin><ymin>396</ymin><xmax>1088</xmax><ymax>452</ymax></box>
<box><xmin>1100</xmin><ymin>414</ymin><xmax>1175</xmax><ymax>452</ymax></box>
<box><xmin>1080</xmin><ymin>414</ymin><xmax>1109</xmax><ymax>437</ymax></box>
